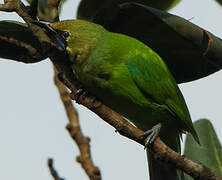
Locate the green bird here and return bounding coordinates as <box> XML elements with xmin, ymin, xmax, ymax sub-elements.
<box><xmin>35</xmin><ymin>19</ymin><xmax>199</xmax><ymax>180</ymax></box>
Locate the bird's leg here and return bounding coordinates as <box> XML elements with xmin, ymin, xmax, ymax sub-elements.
<box><xmin>140</xmin><ymin>123</ymin><xmax>162</xmax><ymax>149</ymax></box>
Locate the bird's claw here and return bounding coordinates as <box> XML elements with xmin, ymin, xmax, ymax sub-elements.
<box><xmin>70</xmin><ymin>89</ymin><xmax>87</xmax><ymax>103</ymax></box>
<box><xmin>139</xmin><ymin>123</ymin><xmax>162</xmax><ymax>149</ymax></box>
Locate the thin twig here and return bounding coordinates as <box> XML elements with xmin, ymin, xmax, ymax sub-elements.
<box><xmin>1</xmin><ymin>1</ymin><xmax>101</xmax><ymax>180</ymax></box>
<box><xmin>48</xmin><ymin>158</ymin><xmax>64</xmax><ymax>180</ymax></box>
<box><xmin>54</xmin><ymin>68</ymin><xmax>101</xmax><ymax>180</ymax></box>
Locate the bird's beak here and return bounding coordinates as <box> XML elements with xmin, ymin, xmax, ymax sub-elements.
<box><xmin>31</xmin><ymin>20</ymin><xmax>68</xmax><ymax>51</ymax></box>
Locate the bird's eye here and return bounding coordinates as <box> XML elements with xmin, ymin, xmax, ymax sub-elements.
<box><xmin>62</xmin><ymin>31</ymin><xmax>69</xmax><ymax>39</ymax></box>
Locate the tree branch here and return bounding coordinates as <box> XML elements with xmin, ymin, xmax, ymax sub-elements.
<box><xmin>58</xmin><ymin>73</ymin><xmax>222</xmax><ymax>180</ymax></box>
<box><xmin>54</xmin><ymin>68</ymin><xmax>101</xmax><ymax>180</ymax></box>
<box><xmin>0</xmin><ymin>34</ymin><xmax>45</xmax><ymax>62</ymax></box>
<box><xmin>48</xmin><ymin>158</ymin><xmax>64</xmax><ymax>180</ymax></box>
<box><xmin>1</xmin><ymin>1</ymin><xmax>101</xmax><ymax>180</ymax></box>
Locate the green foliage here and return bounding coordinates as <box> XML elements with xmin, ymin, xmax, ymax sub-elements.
<box><xmin>184</xmin><ymin>119</ymin><xmax>222</xmax><ymax>179</ymax></box>
<box><xmin>38</xmin><ymin>0</ymin><xmax>48</xmax><ymax>13</ymax></box>
<box><xmin>77</xmin><ymin>0</ymin><xmax>181</xmax><ymax>20</ymax></box>
<box><xmin>215</xmin><ymin>0</ymin><xmax>222</xmax><ymax>6</ymax></box>
<box><xmin>37</xmin><ymin>0</ymin><xmax>67</xmax><ymax>21</ymax></box>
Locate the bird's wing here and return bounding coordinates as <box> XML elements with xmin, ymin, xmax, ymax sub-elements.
<box><xmin>125</xmin><ymin>53</ymin><xmax>199</xmax><ymax>142</ymax></box>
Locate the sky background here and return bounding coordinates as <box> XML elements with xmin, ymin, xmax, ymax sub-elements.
<box><xmin>0</xmin><ymin>0</ymin><xmax>222</xmax><ymax>179</ymax></box>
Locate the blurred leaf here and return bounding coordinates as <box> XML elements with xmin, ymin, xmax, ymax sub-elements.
<box><xmin>38</xmin><ymin>0</ymin><xmax>48</xmax><ymax>13</ymax></box>
<box><xmin>37</xmin><ymin>0</ymin><xmax>67</xmax><ymax>22</ymax></box>
<box><xmin>215</xmin><ymin>0</ymin><xmax>222</xmax><ymax>6</ymax></box>
<box><xmin>90</xmin><ymin>2</ymin><xmax>222</xmax><ymax>83</ymax></box>
<box><xmin>58</xmin><ymin>0</ymin><xmax>67</xmax><ymax>14</ymax></box>
<box><xmin>184</xmin><ymin>119</ymin><xmax>222</xmax><ymax>179</ymax></box>
<box><xmin>77</xmin><ymin>0</ymin><xmax>181</xmax><ymax>20</ymax></box>
<box><xmin>0</xmin><ymin>21</ymin><xmax>46</xmax><ymax>63</ymax></box>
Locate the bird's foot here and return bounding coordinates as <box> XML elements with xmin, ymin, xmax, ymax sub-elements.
<box><xmin>70</xmin><ymin>88</ymin><xmax>87</xmax><ymax>103</ymax></box>
<box><xmin>140</xmin><ymin>123</ymin><xmax>162</xmax><ymax>149</ymax></box>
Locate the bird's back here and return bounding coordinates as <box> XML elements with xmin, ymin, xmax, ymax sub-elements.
<box><xmin>89</xmin><ymin>32</ymin><xmax>194</xmax><ymax>134</ymax></box>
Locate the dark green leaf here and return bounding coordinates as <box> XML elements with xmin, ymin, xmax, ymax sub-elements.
<box><xmin>90</xmin><ymin>2</ymin><xmax>222</xmax><ymax>83</ymax></box>
<box><xmin>38</xmin><ymin>0</ymin><xmax>66</xmax><ymax>19</ymax></box>
<box><xmin>77</xmin><ymin>0</ymin><xmax>180</xmax><ymax>20</ymax></box>
<box><xmin>184</xmin><ymin>119</ymin><xmax>222</xmax><ymax>179</ymax></box>
<box><xmin>215</xmin><ymin>0</ymin><xmax>222</xmax><ymax>6</ymax></box>
<box><xmin>0</xmin><ymin>21</ymin><xmax>46</xmax><ymax>63</ymax></box>
<box><xmin>38</xmin><ymin>0</ymin><xmax>48</xmax><ymax>13</ymax></box>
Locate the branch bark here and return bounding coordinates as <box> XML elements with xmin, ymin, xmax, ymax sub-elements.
<box><xmin>48</xmin><ymin>158</ymin><xmax>64</xmax><ymax>180</ymax></box>
<box><xmin>58</xmin><ymin>73</ymin><xmax>222</xmax><ymax>180</ymax></box>
<box><xmin>1</xmin><ymin>0</ymin><xmax>101</xmax><ymax>179</ymax></box>
<box><xmin>0</xmin><ymin>1</ymin><xmax>221</xmax><ymax>180</ymax></box>
<box><xmin>54</xmin><ymin>68</ymin><xmax>101</xmax><ymax>180</ymax></box>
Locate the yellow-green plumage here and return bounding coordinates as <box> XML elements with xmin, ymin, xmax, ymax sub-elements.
<box><xmin>52</xmin><ymin>19</ymin><xmax>199</xmax><ymax>180</ymax></box>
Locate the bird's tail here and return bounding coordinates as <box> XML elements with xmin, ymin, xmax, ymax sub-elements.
<box><xmin>146</xmin><ymin>132</ymin><xmax>184</xmax><ymax>180</ymax></box>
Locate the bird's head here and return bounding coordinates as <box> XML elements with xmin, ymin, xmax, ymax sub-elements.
<box><xmin>33</xmin><ymin>20</ymin><xmax>106</xmax><ymax>64</ymax></box>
